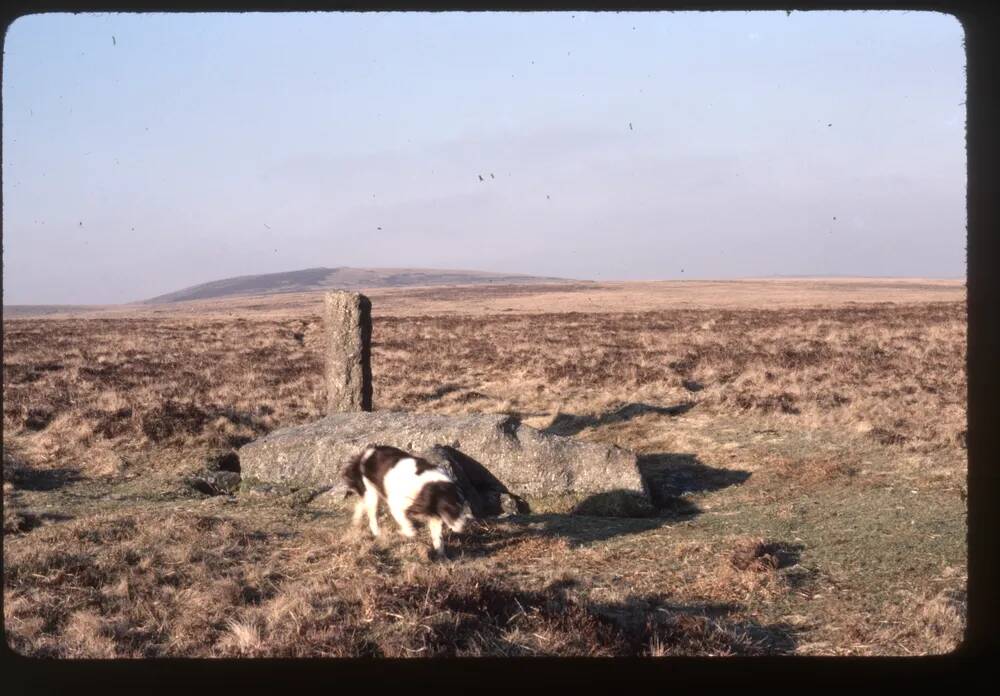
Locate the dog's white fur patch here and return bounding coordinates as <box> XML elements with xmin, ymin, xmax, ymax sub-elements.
<box><xmin>384</xmin><ymin>458</ymin><xmax>452</xmax><ymax>516</ymax></box>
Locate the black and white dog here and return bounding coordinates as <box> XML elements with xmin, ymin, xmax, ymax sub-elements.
<box><xmin>342</xmin><ymin>445</ymin><xmax>473</xmax><ymax>559</ymax></box>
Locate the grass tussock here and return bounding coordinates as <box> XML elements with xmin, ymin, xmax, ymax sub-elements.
<box><xmin>805</xmin><ymin>587</ymin><xmax>967</xmax><ymax>656</ymax></box>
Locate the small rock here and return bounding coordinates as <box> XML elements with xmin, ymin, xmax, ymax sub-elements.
<box><xmin>187</xmin><ymin>470</ymin><xmax>241</xmax><ymax>496</ymax></box>
<box><xmin>308</xmin><ymin>488</ymin><xmax>345</xmax><ymax>508</ymax></box>
<box><xmin>681</xmin><ymin>379</ymin><xmax>704</xmax><ymax>392</ymax></box>
<box><xmin>288</xmin><ymin>486</ymin><xmax>332</xmax><ymax>507</ymax></box>
<box><xmin>212</xmin><ymin>471</ymin><xmax>242</xmax><ymax>493</ymax></box>
<box><xmin>498</xmin><ymin>492</ymin><xmax>530</xmax><ymax>517</ymax></box>
<box><xmin>730</xmin><ymin>539</ymin><xmax>800</xmax><ymax>571</ymax></box>
<box><xmin>243</xmin><ymin>481</ymin><xmax>279</xmax><ymax>496</ymax></box>
<box><xmin>5</xmin><ymin>510</ymin><xmax>40</xmax><ymax>534</ymax></box>
<box><xmin>24</xmin><ymin>409</ymin><xmax>53</xmax><ymax>431</ymax></box>
<box><xmin>207</xmin><ymin>450</ymin><xmax>241</xmax><ymax>473</ymax></box>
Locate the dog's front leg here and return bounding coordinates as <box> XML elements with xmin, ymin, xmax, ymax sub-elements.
<box><xmin>428</xmin><ymin>518</ymin><xmax>447</xmax><ymax>560</ymax></box>
<box><xmin>389</xmin><ymin>502</ymin><xmax>417</xmax><ymax>538</ymax></box>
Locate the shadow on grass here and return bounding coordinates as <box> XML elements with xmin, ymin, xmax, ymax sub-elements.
<box><xmin>451</xmin><ymin>454</ymin><xmax>750</xmax><ymax>552</ymax></box>
<box><xmin>375</xmin><ymin>574</ymin><xmax>799</xmax><ymax>656</ymax></box>
<box><xmin>4</xmin><ymin>466</ymin><xmax>83</xmax><ymax>492</ymax></box>
<box><xmin>520</xmin><ymin>508</ymin><xmax>695</xmax><ymax>547</ymax></box>
<box><xmin>586</xmin><ymin>593</ymin><xmax>799</xmax><ymax>655</ymax></box>
<box><xmin>543</xmin><ymin>401</ymin><xmax>696</xmax><ymax>437</ymax></box>
<box><xmin>455</xmin><ymin>494</ymin><xmax>702</xmax><ymax>554</ymax></box>
<box><xmin>638</xmin><ymin>452</ymin><xmax>751</xmax><ymax>506</ymax></box>
<box><xmin>319</xmin><ymin>447</ymin><xmax>750</xmax><ymax>553</ymax></box>
<box><xmin>5</xmin><ymin>510</ymin><xmax>75</xmax><ymax>534</ymax></box>
<box><xmin>429</xmin><ymin>445</ymin><xmax>745</xmax><ymax>523</ymax></box>
<box><xmin>412</xmin><ymin>382</ymin><xmax>464</xmax><ymax>402</ymax></box>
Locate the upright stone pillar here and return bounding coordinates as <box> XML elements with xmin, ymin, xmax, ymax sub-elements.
<box><xmin>324</xmin><ymin>291</ymin><xmax>373</xmax><ymax>413</ymax></box>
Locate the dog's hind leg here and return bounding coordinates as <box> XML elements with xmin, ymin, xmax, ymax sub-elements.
<box><xmin>351</xmin><ymin>497</ymin><xmax>366</xmax><ymax>527</ymax></box>
<box><xmin>364</xmin><ymin>486</ymin><xmax>381</xmax><ymax>538</ymax></box>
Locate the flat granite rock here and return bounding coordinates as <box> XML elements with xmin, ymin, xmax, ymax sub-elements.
<box><xmin>238</xmin><ymin>411</ymin><xmax>644</xmax><ymax>501</ymax></box>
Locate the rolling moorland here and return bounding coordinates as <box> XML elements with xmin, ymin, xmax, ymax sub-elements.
<box><xmin>3</xmin><ymin>278</ymin><xmax>966</xmax><ymax>657</ymax></box>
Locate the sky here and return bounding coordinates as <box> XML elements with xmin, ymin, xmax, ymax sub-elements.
<box><xmin>2</xmin><ymin>10</ymin><xmax>966</xmax><ymax>305</ymax></box>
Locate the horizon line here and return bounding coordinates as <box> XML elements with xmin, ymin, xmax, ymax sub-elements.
<box><xmin>2</xmin><ymin>274</ymin><xmax>967</xmax><ymax>309</ymax></box>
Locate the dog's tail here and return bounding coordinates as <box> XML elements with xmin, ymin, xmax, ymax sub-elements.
<box><xmin>341</xmin><ymin>451</ymin><xmax>367</xmax><ymax>499</ymax></box>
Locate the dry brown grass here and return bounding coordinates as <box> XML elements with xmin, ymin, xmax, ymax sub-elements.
<box><xmin>2</xmin><ymin>315</ymin><xmax>324</xmax><ymax>478</ymax></box>
<box><xmin>372</xmin><ymin>303</ymin><xmax>965</xmax><ymax>457</ymax></box>
<box><xmin>9</xmin><ymin>277</ymin><xmax>963</xmax><ymax>320</ymax></box>
<box><xmin>2</xmin><ymin>301</ymin><xmax>965</xmax><ymax>485</ymax></box>
<box><xmin>3</xmin><ymin>510</ymin><xmax>791</xmax><ymax>657</ymax></box>
<box><xmin>2</xmin><ymin>280</ymin><xmax>966</xmax><ymax>657</ymax></box>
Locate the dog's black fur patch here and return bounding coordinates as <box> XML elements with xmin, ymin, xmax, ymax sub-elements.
<box><xmin>413</xmin><ymin>458</ymin><xmax>437</xmax><ymax>475</ymax></box>
<box><xmin>341</xmin><ymin>445</ymin><xmax>440</xmax><ymax>500</ymax></box>
<box><xmin>407</xmin><ymin>480</ymin><xmax>464</xmax><ymax>526</ymax></box>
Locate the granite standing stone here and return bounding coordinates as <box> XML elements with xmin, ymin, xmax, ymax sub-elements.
<box><xmin>324</xmin><ymin>291</ymin><xmax>372</xmax><ymax>413</ymax></box>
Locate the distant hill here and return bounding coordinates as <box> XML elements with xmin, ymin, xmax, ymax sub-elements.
<box><xmin>142</xmin><ymin>267</ymin><xmax>576</xmax><ymax>304</ymax></box>
<box><xmin>2</xmin><ymin>304</ymin><xmax>107</xmax><ymax>317</ymax></box>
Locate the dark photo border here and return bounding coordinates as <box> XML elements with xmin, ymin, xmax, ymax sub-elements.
<box><xmin>1</xmin><ymin>0</ymin><xmax>994</xmax><ymax>690</ymax></box>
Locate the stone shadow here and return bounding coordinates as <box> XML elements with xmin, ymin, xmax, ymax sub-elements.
<box><xmin>638</xmin><ymin>452</ymin><xmax>751</xmax><ymax>507</ymax></box>
<box><xmin>3</xmin><ymin>466</ymin><xmax>83</xmax><ymax>492</ymax></box>
<box><xmin>393</xmin><ymin>574</ymin><xmax>798</xmax><ymax>655</ymax></box>
<box><xmin>516</xmin><ymin>504</ymin><xmax>699</xmax><ymax>547</ymax></box>
<box><xmin>455</xmin><ymin>492</ymin><xmax>702</xmax><ymax>555</ymax></box>
<box><xmin>585</xmin><ymin>594</ymin><xmax>799</xmax><ymax>655</ymax></box>
<box><xmin>433</xmin><ymin>448</ymin><xmax>750</xmax><ymax>551</ymax></box>
<box><xmin>5</xmin><ymin>510</ymin><xmax>75</xmax><ymax>534</ymax></box>
<box><xmin>416</xmin><ymin>383</ymin><xmax>464</xmax><ymax>402</ymax></box>
<box><xmin>543</xmin><ymin>401</ymin><xmax>695</xmax><ymax>437</ymax></box>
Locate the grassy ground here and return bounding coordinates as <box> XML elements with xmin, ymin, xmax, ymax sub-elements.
<box><xmin>3</xmin><ymin>281</ymin><xmax>967</xmax><ymax>656</ymax></box>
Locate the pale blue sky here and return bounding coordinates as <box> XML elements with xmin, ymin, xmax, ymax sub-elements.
<box><xmin>2</xmin><ymin>11</ymin><xmax>965</xmax><ymax>304</ymax></box>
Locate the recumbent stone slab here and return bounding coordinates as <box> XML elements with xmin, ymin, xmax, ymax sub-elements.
<box><xmin>237</xmin><ymin>411</ymin><xmax>645</xmax><ymax>502</ymax></box>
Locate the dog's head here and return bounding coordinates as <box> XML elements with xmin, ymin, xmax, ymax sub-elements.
<box><xmin>440</xmin><ymin>485</ymin><xmax>474</xmax><ymax>533</ymax></box>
